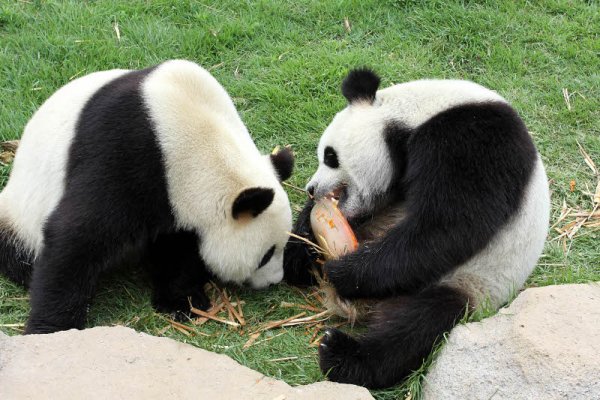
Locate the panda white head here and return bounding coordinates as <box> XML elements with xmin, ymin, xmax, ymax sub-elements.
<box><xmin>307</xmin><ymin>69</ymin><xmax>397</xmax><ymax>221</ymax></box>
<box><xmin>141</xmin><ymin>61</ymin><xmax>295</xmax><ymax>290</ymax></box>
<box><xmin>198</xmin><ymin>149</ymin><xmax>294</xmax><ymax>289</ymax></box>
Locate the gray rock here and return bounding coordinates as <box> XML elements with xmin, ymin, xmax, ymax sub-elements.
<box><xmin>423</xmin><ymin>283</ymin><xmax>600</xmax><ymax>400</ymax></box>
<box><xmin>0</xmin><ymin>325</ymin><xmax>373</xmax><ymax>400</ymax></box>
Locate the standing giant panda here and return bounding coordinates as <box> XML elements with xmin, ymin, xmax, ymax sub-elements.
<box><xmin>0</xmin><ymin>60</ymin><xmax>294</xmax><ymax>334</ymax></box>
<box><xmin>284</xmin><ymin>69</ymin><xmax>550</xmax><ymax>388</ymax></box>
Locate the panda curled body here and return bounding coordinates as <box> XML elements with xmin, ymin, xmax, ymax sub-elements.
<box><xmin>284</xmin><ymin>69</ymin><xmax>550</xmax><ymax>389</ymax></box>
<box><xmin>0</xmin><ymin>60</ymin><xmax>293</xmax><ymax>334</ymax></box>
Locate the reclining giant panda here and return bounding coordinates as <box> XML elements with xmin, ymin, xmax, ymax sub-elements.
<box><xmin>0</xmin><ymin>60</ymin><xmax>294</xmax><ymax>334</ymax></box>
<box><xmin>284</xmin><ymin>68</ymin><xmax>550</xmax><ymax>389</ymax></box>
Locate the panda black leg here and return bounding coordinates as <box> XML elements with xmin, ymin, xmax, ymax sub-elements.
<box><xmin>147</xmin><ymin>230</ymin><xmax>211</xmax><ymax>321</ymax></box>
<box><xmin>26</xmin><ymin>259</ymin><xmax>100</xmax><ymax>334</ymax></box>
<box><xmin>283</xmin><ymin>198</ymin><xmax>321</xmax><ymax>286</ymax></box>
<box><xmin>319</xmin><ymin>284</ymin><xmax>469</xmax><ymax>389</ymax></box>
<box><xmin>25</xmin><ymin>228</ymin><xmax>109</xmax><ymax>334</ymax></box>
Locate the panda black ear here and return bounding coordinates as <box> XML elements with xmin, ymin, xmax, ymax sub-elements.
<box><xmin>269</xmin><ymin>146</ymin><xmax>294</xmax><ymax>182</ymax></box>
<box><xmin>232</xmin><ymin>187</ymin><xmax>275</xmax><ymax>220</ymax></box>
<box><xmin>341</xmin><ymin>68</ymin><xmax>381</xmax><ymax>104</ymax></box>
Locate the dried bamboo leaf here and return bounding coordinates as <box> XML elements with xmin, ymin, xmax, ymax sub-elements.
<box><xmin>576</xmin><ymin>141</ymin><xmax>598</xmax><ymax>175</ymax></box>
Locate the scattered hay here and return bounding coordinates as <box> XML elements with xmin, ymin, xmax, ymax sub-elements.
<box><xmin>242</xmin><ymin>332</ymin><xmax>261</xmax><ymax>349</ymax></box>
<box><xmin>152</xmin><ymin>278</ymin><xmax>344</xmax><ymax>351</ymax></box>
<box><xmin>0</xmin><ymin>323</ymin><xmax>24</xmax><ymax>328</ymax></box>
<box><xmin>217</xmin><ymin>286</ymin><xmax>245</xmax><ymax>326</ymax></box>
<box><xmin>267</xmin><ymin>356</ymin><xmax>298</xmax><ymax>362</ymax></box>
<box><xmin>167</xmin><ymin>319</ymin><xmax>193</xmax><ymax>336</ymax></box>
<box><xmin>562</xmin><ymin>88</ymin><xmax>572</xmax><ymax>111</ymax></box>
<box><xmin>112</xmin><ymin>19</ymin><xmax>121</xmax><ymax>42</ymax></box>
<box><xmin>553</xmin><ymin>142</ymin><xmax>600</xmax><ymax>253</ymax></box>
<box><xmin>243</xmin><ymin>331</ymin><xmax>287</xmax><ymax>350</ymax></box>
<box><xmin>68</xmin><ymin>69</ymin><xmax>86</xmax><ymax>81</ymax></box>
<box><xmin>189</xmin><ymin>305</ymin><xmax>240</xmax><ymax>328</ymax></box>
<box><xmin>252</xmin><ymin>312</ymin><xmax>306</xmax><ymax>334</ymax></box>
<box><xmin>343</xmin><ymin>17</ymin><xmax>352</xmax><ymax>33</ymax></box>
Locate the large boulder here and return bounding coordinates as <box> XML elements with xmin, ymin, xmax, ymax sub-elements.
<box><xmin>423</xmin><ymin>283</ymin><xmax>600</xmax><ymax>400</ymax></box>
<box><xmin>0</xmin><ymin>326</ymin><xmax>373</xmax><ymax>400</ymax></box>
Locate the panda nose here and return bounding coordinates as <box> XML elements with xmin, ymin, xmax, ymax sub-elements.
<box><xmin>307</xmin><ymin>185</ymin><xmax>315</xmax><ymax>198</ymax></box>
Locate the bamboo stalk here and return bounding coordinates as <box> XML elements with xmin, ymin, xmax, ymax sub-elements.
<box><xmin>236</xmin><ymin>295</ymin><xmax>244</xmax><ymax>324</ymax></box>
<box><xmin>190</xmin><ymin>306</ymin><xmax>240</xmax><ymax>327</ymax></box>
<box><xmin>167</xmin><ymin>319</ymin><xmax>195</xmax><ymax>332</ymax></box>
<box><xmin>172</xmin><ymin>325</ymin><xmax>191</xmax><ymax>336</ymax></box>
<box><xmin>286</xmin><ymin>231</ymin><xmax>328</xmax><ymax>255</ymax></box>
<box><xmin>268</xmin><ymin>356</ymin><xmax>298</xmax><ymax>362</ymax></box>
<box><xmin>245</xmin><ymin>331</ymin><xmax>287</xmax><ymax>349</ymax></box>
<box><xmin>243</xmin><ymin>332</ymin><xmax>261</xmax><ymax>349</ymax></box>
<box><xmin>252</xmin><ymin>312</ymin><xmax>306</xmax><ymax>333</ymax></box>
<box><xmin>220</xmin><ymin>289</ymin><xmax>245</xmax><ymax>326</ymax></box>
<box><xmin>280</xmin><ymin>301</ymin><xmax>323</xmax><ymax>313</ymax></box>
<box><xmin>282</xmin><ymin>181</ymin><xmax>308</xmax><ymax>194</ymax></box>
<box><xmin>280</xmin><ymin>310</ymin><xmax>330</xmax><ymax>325</ymax></box>
<box><xmin>190</xmin><ymin>298</ymin><xmax>225</xmax><ymax>326</ymax></box>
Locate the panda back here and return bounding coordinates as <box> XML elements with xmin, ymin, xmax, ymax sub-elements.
<box><xmin>377</xmin><ymin>79</ymin><xmax>507</xmax><ymax>128</ymax></box>
<box><xmin>142</xmin><ymin>60</ymin><xmax>282</xmax><ymax>231</ymax></box>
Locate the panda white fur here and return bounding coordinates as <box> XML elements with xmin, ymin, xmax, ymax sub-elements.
<box><xmin>284</xmin><ymin>69</ymin><xmax>550</xmax><ymax>388</ymax></box>
<box><xmin>0</xmin><ymin>60</ymin><xmax>294</xmax><ymax>334</ymax></box>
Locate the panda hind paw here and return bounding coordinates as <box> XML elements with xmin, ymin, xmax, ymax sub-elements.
<box><xmin>318</xmin><ymin>328</ymin><xmax>371</xmax><ymax>385</ymax></box>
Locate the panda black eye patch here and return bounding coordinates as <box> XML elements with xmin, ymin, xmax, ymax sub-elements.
<box><xmin>258</xmin><ymin>245</ymin><xmax>276</xmax><ymax>269</ymax></box>
<box><xmin>324</xmin><ymin>146</ymin><xmax>339</xmax><ymax>169</ymax></box>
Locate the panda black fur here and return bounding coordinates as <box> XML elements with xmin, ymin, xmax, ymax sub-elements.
<box><xmin>0</xmin><ymin>60</ymin><xmax>294</xmax><ymax>334</ymax></box>
<box><xmin>284</xmin><ymin>69</ymin><xmax>550</xmax><ymax>388</ymax></box>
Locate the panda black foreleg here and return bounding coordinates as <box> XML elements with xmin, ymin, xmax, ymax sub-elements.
<box><xmin>324</xmin><ymin>214</ymin><xmax>476</xmax><ymax>300</ymax></box>
<box><xmin>147</xmin><ymin>230</ymin><xmax>211</xmax><ymax>322</ymax></box>
<box><xmin>283</xmin><ymin>198</ymin><xmax>321</xmax><ymax>286</ymax></box>
<box><xmin>319</xmin><ymin>284</ymin><xmax>469</xmax><ymax>389</ymax></box>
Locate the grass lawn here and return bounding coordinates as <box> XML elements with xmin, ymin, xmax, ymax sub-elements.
<box><xmin>1</xmin><ymin>1</ymin><xmax>599</xmax><ymax>398</ymax></box>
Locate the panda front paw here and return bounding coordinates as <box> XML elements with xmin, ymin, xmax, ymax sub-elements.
<box><xmin>319</xmin><ymin>328</ymin><xmax>369</xmax><ymax>385</ymax></box>
<box><xmin>283</xmin><ymin>238</ymin><xmax>321</xmax><ymax>286</ymax></box>
<box><xmin>152</xmin><ymin>286</ymin><xmax>210</xmax><ymax>322</ymax></box>
<box><xmin>283</xmin><ymin>198</ymin><xmax>321</xmax><ymax>286</ymax></box>
<box><xmin>323</xmin><ymin>258</ymin><xmax>362</xmax><ymax>299</ymax></box>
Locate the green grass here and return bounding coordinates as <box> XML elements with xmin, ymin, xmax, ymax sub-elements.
<box><xmin>0</xmin><ymin>1</ymin><xmax>599</xmax><ymax>398</ymax></box>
